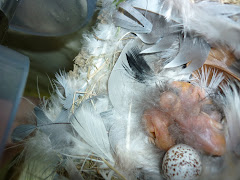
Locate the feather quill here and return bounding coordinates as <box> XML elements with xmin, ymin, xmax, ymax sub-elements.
<box><xmin>107</xmin><ymin>110</ymin><xmax>163</xmax><ymax>179</ymax></box>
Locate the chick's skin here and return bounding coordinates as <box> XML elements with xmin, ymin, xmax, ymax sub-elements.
<box><xmin>143</xmin><ymin>81</ymin><xmax>226</xmax><ymax>156</ymax></box>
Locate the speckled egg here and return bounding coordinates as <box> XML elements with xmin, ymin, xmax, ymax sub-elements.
<box><xmin>162</xmin><ymin>144</ymin><xmax>202</xmax><ymax>180</ymax></box>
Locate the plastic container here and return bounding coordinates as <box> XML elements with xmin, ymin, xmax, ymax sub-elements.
<box><xmin>0</xmin><ymin>0</ymin><xmax>96</xmax><ymax>36</ymax></box>
<box><xmin>0</xmin><ymin>45</ymin><xmax>29</xmax><ymax>158</ymax></box>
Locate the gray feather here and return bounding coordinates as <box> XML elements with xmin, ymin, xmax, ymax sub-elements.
<box><xmin>165</xmin><ymin>37</ymin><xmax>210</xmax><ymax>72</ymax></box>
<box><xmin>11</xmin><ymin>124</ymin><xmax>36</xmax><ymax>143</ymax></box>
<box><xmin>108</xmin><ymin>38</ymin><xmax>146</xmax><ymax>113</ymax></box>
<box><xmin>140</xmin><ymin>34</ymin><xmax>179</xmax><ymax>54</ymax></box>
<box><xmin>136</xmin><ymin>10</ymin><xmax>179</xmax><ymax>44</ymax></box>
<box><xmin>132</xmin><ymin>0</ymin><xmax>240</xmax><ymax>58</ymax></box>
<box><xmin>34</xmin><ymin>106</ymin><xmax>52</xmax><ymax>126</ymax></box>
<box><xmin>132</xmin><ymin>0</ymin><xmax>182</xmax><ymax>23</ymax></box>
<box><xmin>113</xmin><ymin>3</ymin><xmax>152</xmax><ymax>33</ymax></box>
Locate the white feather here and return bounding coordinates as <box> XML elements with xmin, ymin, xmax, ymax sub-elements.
<box><xmin>192</xmin><ymin>66</ymin><xmax>225</xmax><ymax>94</ymax></box>
<box><xmin>165</xmin><ymin>0</ymin><xmax>240</xmax><ymax>55</ymax></box>
<box><xmin>107</xmin><ymin>110</ymin><xmax>163</xmax><ymax>179</ymax></box>
<box><xmin>70</xmin><ymin>97</ymin><xmax>114</xmax><ymax>163</ymax></box>
<box><xmin>55</xmin><ymin>71</ymin><xmax>88</xmax><ymax>110</ymax></box>
<box><xmin>18</xmin><ymin>132</ymin><xmax>60</xmax><ymax>180</ymax></box>
<box><xmin>221</xmin><ymin>82</ymin><xmax>240</xmax><ymax>155</ymax></box>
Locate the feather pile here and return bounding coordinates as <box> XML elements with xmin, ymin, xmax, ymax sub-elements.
<box><xmin>11</xmin><ymin>0</ymin><xmax>240</xmax><ymax>179</ymax></box>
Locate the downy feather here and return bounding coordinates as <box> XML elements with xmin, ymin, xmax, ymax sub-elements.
<box><xmin>70</xmin><ymin>97</ymin><xmax>114</xmax><ymax>163</ymax></box>
<box><xmin>55</xmin><ymin>71</ymin><xmax>88</xmax><ymax>110</ymax></box>
<box><xmin>221</xmin><ymin>82</ymin><xmax>240</xmax><ymax>155</ymax></box>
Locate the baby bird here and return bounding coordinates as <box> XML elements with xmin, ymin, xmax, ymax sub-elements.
<box><xmin>121</xmin><ymin>45</ymin><xmax>230</xmax><ymax>157</ymax></box>
<box><xmin>143</xmin><ymin>81</ymin><xmax>226</xmax><ymax>156</ymax></box>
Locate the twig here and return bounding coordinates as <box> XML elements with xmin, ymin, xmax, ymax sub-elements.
<box><xmin>100</xmin><ymin>157</ymin><xmax>126</xmax><ymax>180</ymax></box>
<box><xmin>71</xmin><ymin>91</ymin><xmax>96</xmax><ymax>113</ymax></box>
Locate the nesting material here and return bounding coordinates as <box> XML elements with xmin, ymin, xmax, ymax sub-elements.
<box><xmin>12</xmin><ymin>0</ymin><xmax>240</xmax><ymax>180</ymax></box>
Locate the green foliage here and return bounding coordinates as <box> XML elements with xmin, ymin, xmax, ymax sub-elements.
<box><xmin>113</xmin><ymin>0</ymin><xmax>126</xmax><ymax>6</ymax></box>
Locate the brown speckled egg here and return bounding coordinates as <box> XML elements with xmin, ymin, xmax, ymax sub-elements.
<box><xmin>162</xmin><ymin>144</ymin><xmax>202</xmax><ymax>180</ymax></box>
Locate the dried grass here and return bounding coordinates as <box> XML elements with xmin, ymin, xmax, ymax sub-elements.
<box><xmin>221</xmin><ymin>0</ymin><xmax>240</xmax><ymax>4</ymax></box>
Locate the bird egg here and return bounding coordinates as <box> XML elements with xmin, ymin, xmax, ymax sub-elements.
<box><xmin>162</xmin><ymin>144</ymin><xmax>202</xmax><ymax>180</ymax></box>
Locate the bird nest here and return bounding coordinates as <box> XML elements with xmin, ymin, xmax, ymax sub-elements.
<box><xmin>14</xmin><ymin>0</ymin><xmax>240</xmax><ymax>179</ymax></box>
